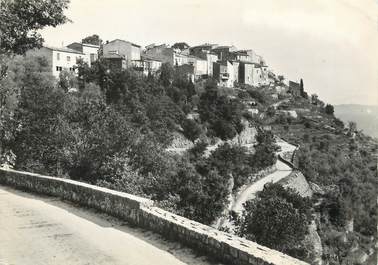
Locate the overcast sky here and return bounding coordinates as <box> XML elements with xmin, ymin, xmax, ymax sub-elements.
<box><xmin>40</xmin><ymin>0</ymin><xmax>378</xmax><ymax>106</ymax></box>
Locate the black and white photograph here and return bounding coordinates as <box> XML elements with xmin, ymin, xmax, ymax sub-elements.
<box><xmin>0</xmin><ymin>0</ymin><xmax>377</xmax><ymax>264</ymax></box>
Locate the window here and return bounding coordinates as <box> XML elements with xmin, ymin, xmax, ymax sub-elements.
<box><xmin>90</xmin><ymin>53</ymin><xmax>96</xmax><ymax>63</ymax></box>
<box><xmin>56</xmin><ymin>53</ymin><xmax>60</xmax><ymax>60</ymax></box>
<box><xmin>56</xmin><ymin>66</ymin><xmax>62</xmax><ymax>71</ymax></box>
<box><xmin>67</xmin><ymin>56</ymin><xmax>71</xmax><ymax>61</ymax></box>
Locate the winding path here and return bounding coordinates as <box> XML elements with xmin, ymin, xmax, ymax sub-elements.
<box><xmin>0</xmin><ymin>186</ymin><xmax>221</xmax><ymax>265</ymax></box>
<box><xmin>231</xmin><ymin>138</ymin><xmax>296</xmax><ymax>214</ymax></box>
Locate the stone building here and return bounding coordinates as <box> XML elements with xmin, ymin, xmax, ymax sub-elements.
<box><xmin>189</xmin><ymin>44</ymin><xmax>218</xmax><ymax>77</ymax></box>
<box><xmin>289</xmin><ymin>81</ymin><xmax>301</xmax><ymax>97</ymax></box>
<box><xmin>213</xmin><ymin>61</ymin><xmax>238</xmax><ymax>88</ymax></box>
<box><xmin>239</xmin><ymin>62</ymin><xmax>268</xmax><ymax>87</ymax></box>
<box><xmin>211</xmin><ymin>45</ymin><xmax>237</xmax><ymax>61</ymax></box>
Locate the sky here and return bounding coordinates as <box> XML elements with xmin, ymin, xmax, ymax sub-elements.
<box><xmin>40</xmin><ymin>0</ymin><xmax>378</xmax><ymax>106</ymax></box>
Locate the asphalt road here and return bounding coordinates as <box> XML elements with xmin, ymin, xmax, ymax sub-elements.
<box><xmin>0</xmin><ymin>186</ymin><xmax>220</xmax><ymax>265</ymax></box>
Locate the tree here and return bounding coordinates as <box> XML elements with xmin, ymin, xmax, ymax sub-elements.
<box><xmin>238</xmin><ymin>183</ymin><xmax>311</xmax><ymax>256</ymax></box>
<box><xmin>11</xmin><ymin>55</ymin><xmax>69</xmax><ymax>174</ymax></box>
<box><xmin>171</xmin><ymin>42</ymin><xmax>189</xmax><ymax>51</ymax></box>
<box><xmin>0</xmin><ymin>0</ymin><xmax>70</xmax><ymax>54</ymax></box>
<box><xmin>182</xmin><ymin>118</ymin><xmax>202</xmax><ymax>142</ymax></box>
<box><xmin>207</xmin><ymin>143</ymin><xmax>252</xmax><ymax>190</ymax></box>
<box><xmin>325</xmin><ymin>104</ymin><xmax>334</xmax><ymax>115</ymax></box>
<box><xmin>58</xmin><ymin>70</ymin><xmax>78</xmax><ymax>91</ymax></box>
<box><xmin>0</xmin><ymin>0</ymin><xmax>70</xmax><ymax>163</ymax></box>
<box><xmin>348</xmin><ymin>121</ymin><xmax>357</xmax><ymax>135</ymax></box>
<box><xmin>198</xmin><ymin>80</ymin><xmax>244</xmax><ymax>140</ymax></box>
<box><xmin>82</xmin><ymin>34</ymin><xmax>102</xmax><ymax>45</ymax></box>
<box><xmin>171</xmin><ymin>159</ymin><xmax>230</xmax><ymax>224</ymax></box>
<box><xmin>159</xmin><ymin>63</ymin><xmax>174</xmax><ymax>87</ymax></box>
<box><xmin>299</xmin><ymin>78</ymin><xmax>307</xmax><ymax>98</ymax></box>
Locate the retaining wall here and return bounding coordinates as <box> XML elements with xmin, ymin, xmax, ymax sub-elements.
<box><xmin>0</xmin><ymin>168</ymin><xmax>309</xmax><ymax>265</ymax></box>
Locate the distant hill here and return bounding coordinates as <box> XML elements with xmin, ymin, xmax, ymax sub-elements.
<box><xmin>334</xmin><ymin>104</ymin><xmax>378</xmax><ymax>139</ymax></box>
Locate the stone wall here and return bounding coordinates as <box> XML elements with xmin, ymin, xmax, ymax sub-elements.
<box><xmin>278</xmin><ymin>170</ymin><xmax>313</xmax><ymax>198</ymax></box>
<box><xmin>0</xmin><ymin>167</ymin><xmax>309</xmax><ymax>265</ymax></box>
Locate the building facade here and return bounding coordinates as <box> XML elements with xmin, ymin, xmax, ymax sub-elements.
<box><xmin>187</xmin><ymin>56</ymin><xmax>208</xmax><ymax>79</ymax></box>
<box><xmin>213</xmin><ymin>61</ymin><xmax>237</xmax><ymax>88</ymax></box>
<box><xmin>132</xmin><ymin>54</ymin><xmax>162</xmax><ymax>75</ymax></box>
<box><xmin>67</xmin><ymin>42</ymin><xmax>100</xmax><ymax>66</ymax></box>
<box><xmin>239</xmin><ymin>62</ymin><xmax>269</xmax><ymax>87</ymax></box>
<box><xmin>29</xmin><ymin>46</ymin><xmax>84</xmax><ymax>78</ymax></box>
<box><xmin>102</xmin><ymin>39</ymin><xmax>141</xmax><ymax>67</ymax></box>
<box><xmin>211</xmin><ymin>46</ymin><xmax>237</xmax><ymax>61</ymax></box>
<box><xmin>102</xmin><ymin>54</ymin><xmax>127</xmax><ymax>72</ymax></box>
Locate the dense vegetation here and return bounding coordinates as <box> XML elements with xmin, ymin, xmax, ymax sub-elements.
<box><xmin>270</xmin><ymin>95</ymin><xmax>377</xmax><ymax>264</ymax></box>
<box><xmin>1</xmin><ymin>2</ymin><xmax>376</xmax><ymax>264</ymax></box>
<box><xmin>0</xmin><ymin>54</ymin><xmax>278</xmax><ymax>225</ymax></box>
<box><xmin>237</xmin><ymin>183</ymin><xmax>312</xmax><ymax>260</ymax></box>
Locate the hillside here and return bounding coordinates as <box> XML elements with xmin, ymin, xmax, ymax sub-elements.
<box><xmin>335</xmin><ymin>104</ymin><xmax>378</xmax><ymax>139</ymax></box>
<box><xmin>1</xmin><ymin>50</ymin><xmax>376</xmax><ymax>265</ymax></box>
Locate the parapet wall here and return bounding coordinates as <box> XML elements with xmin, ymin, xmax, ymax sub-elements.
<box><xmin>0</xmin><ymin>168</ymin><xmax>309</xmax><ymax>265</ymax></box>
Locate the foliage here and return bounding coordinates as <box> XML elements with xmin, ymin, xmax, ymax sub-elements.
<box><xmin>181</xmin><ymin>118</ymin><xmax>202</xmax><ymax>142</ymax></box>
<box><xmin>96</xmin><ymin>155</ymin><xmax>145</xmax><ymax>196</ymax></box>
<box><xmin>169</xmin><ymin>160</ymin><xmax>230</xmax><ymax>224</ymax></box>
<box><xmin>159</xmin><ymin>62</ymin><xmax>174</xmax><ymax>87</ymax></box>
<box><xmin>10</xmin><ymin>55</ymin><xmax>69</xmax><ymax>174</ymax></box>
<box><xmin>82</xmin><ymin>34</ymin><xmax>102</xmax><ymax>45</ymax></box>
<box><xmin>247</xmin><ymin>88</ymin><xmax>266</xmax><ymax>104</ymax></box>
<box><xmin>198</xmin><ymin>80</ymin><xmax>244</xmax><ymax>140</ymax></box>
<box><xmin>207</xmin><ymin>143</ymin><xmax>252</xmax><ymax>190</ymax></box>
<box><xmin>325</xmin><ymin>104</ymin><xmax>334</xmax><ymax>115</ymax></box>
<box><xmin>59</xmin><ymin>70</ymin><xmax>78</xmax><ymax>91</ymax></box>
<box><xmin>0</xmin><ymin>0</ymin><xmax>70</xmax><ymax>54</ymax></box>
<box><xmin>238</xmin><ymin>183</ymin><xmax>311</xmax><ymax>257</ymax></box>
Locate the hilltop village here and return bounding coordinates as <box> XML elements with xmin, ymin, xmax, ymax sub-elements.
<box><xmin>29</xmin><ymin>38</ymin><xmax>296</xmax><ymax>90</ymax></box>
<box><xmin>4</xmin><ymin>36</ymin><xmax>378</xmax><ymax>265</ymax></box>
<box><xmin>1</xmin><ymin>1</ymin><xmax>377</xmax><ymax>264</ymax></box>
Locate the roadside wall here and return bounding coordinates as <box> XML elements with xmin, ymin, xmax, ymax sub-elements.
<box><xmin>0</xmin><ymin>168</ymin><xmax>309</xmax><ymax>265</ymax></box>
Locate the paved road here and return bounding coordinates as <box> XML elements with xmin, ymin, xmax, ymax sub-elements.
<box><xmin>0</xmin><ymin>186</ymin><xmax>220</xmax><ymax>265</ymax></box>
<box><xmin>231</xmin><ymin>138</ymin><xmax>296</xmax><ymax>213</ymax></box>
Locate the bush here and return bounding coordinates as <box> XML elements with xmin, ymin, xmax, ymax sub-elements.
<box><xmin>238</xmin><ymin>183</ymin><xmax>311</xmax><ymax>258</ymax></box>
<box><xmin>325</xmin><ymin>104</ymin><xmax>334</xmax><ymax>115</ymax></box>
<box><xmin>182</xmin><ymin>118</ymin><xmax>202</xmax><ymax>142</ymax></box>
<box><xmin>247</xmin><ymin>89</ymin><xmax>266</xmax><ymax>103</ymax></box>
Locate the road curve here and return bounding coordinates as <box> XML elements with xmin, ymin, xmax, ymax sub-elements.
<box><xmin>231</xmin><ymin>138</ymin><xmax>296</xmax><ymax>214</ymax></box>
<box><xmin>0</xmin><ymin>186</ymin><xmax>220</xmax><ymax>265</ymax></box>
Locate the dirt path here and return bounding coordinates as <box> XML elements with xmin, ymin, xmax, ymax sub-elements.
<box><xmin>0</xmin><ymin>186</ymin><xmax>221</xmax><ymax>265</ymax></box>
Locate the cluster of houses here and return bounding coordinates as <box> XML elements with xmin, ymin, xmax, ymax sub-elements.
<box><xmin>32</xmin><ymin>38</ymin><xmax>274</xmax><ymax>88</ymax></box>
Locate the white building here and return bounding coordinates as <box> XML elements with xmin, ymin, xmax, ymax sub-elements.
<box><xmin>188</xmin><ymin>56</ymin><xmax>208</xmax><ymax>79</ymax></box>
<box><xmin>29</xmin><ymin>46</ymin><xmax>84</xmax><ymax>78</ymax></box>
<box><xmin>67</xmin><ymin>42</ymin><xmax>100</xmax><ymax>66</ymax></box>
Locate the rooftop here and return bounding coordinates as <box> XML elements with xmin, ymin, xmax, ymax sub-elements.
<box><xmin>105</xmin><ymin>39</ymin><xmax>141</xmax><ymax>48</ymax></box>
<box><xmin>102</xmin><ymin>53</ymin><xmax>125</xmax><ymax>59</ymax></box>
<box><xmin>44</xmin><ymin>46</ymin><xmax>84</xmax><ymax>55</ymax></box>
<box><xmin>141</xmin><ymin>54</ymin><xmax>163</xmax><ymax>62</ymax></box>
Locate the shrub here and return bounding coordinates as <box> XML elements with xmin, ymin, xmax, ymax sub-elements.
<box><xmin>182</xmin><ymin>118</ymin><xmax>202</xmax><ymax>142</ymax></box>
